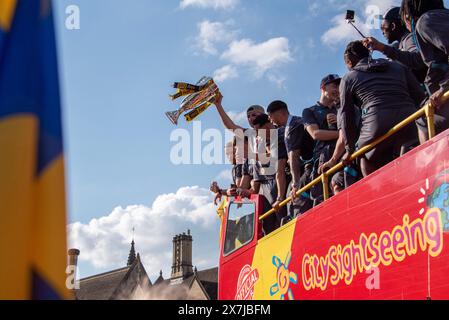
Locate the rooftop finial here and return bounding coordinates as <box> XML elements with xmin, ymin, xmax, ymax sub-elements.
<box><xmin>127</xmin><ymin>228</ymin><xmax>136</xmax><ymax>266</ymax></box>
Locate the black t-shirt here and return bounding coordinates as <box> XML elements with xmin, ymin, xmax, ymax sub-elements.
<box><xmin>276</xmin><ymin>127</ymin><xmax>288</xmax><ymax>161</ymax></box>
<box><xmin>284</xmin><ymin>115</ymin><xmax>314</xmax><ymax>162</ymax></box>
<box><xmin>302</xmin><ymin>103</ymin><xmax>338</xmax><ymax>156</ymax></box>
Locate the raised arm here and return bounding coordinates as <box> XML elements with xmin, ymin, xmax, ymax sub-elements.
<box><xmin>364</xmin><ymin>36</ymin><xmax>426</xmax><ymax>72</ymax></box>
<box><xmin>384</xmin><ymin>35</ymin><xmax>426</xmax><ymax>72</ymax></box>
<box><xmin>214</xmin><ymin>93</ymin><xmax>245</xmax><ymax>131</ymax></box>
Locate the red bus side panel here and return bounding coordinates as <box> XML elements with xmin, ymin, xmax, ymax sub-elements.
<box><xmin>220</xmin><ymin>131</ymin><xmax>449</xmax><ymax>300</ymax></box>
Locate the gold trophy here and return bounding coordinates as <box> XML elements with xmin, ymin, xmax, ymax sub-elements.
<box><xmin>166</xmin><ymin>76</ymin><xmax>220</xmax><ymax>125</ymax></box>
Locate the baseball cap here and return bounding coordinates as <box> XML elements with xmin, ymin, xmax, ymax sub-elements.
<box><xmin>320</xmin><ymin>74</ymin><xmax>341</xmax><ymax>88</ymax></box>
<box><xmin>246</xmin><ymin>105</ymin><xmax>265</xmax><ymax>114</ymax></box>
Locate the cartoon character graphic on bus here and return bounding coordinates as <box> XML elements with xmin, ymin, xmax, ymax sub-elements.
<box><xmin>425</xmin><ymin>170</ymin><xmax>449</xmax><ymax>232</ymax></box>
<box><xmin>270</xmin><ymin>251</ymin><xmax>298</xmax><ymax>300</ymax></box>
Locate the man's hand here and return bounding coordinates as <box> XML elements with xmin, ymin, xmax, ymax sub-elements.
<box><xmin>327</xmin><ymin>113</ymin><xmax>337</xmax><ymax>125</ymax></box>
<box><xmin>362</xmin><ymin>37</ymin><xmax>385</xmax><ymax>52</ymax></box>
<box><xmin>239</xmin><ymin>189</ymin><xmax>252</xmax><ymax>199</ymax></box>
<box><xmin>272</xmin><ymin>200</ymin><xmax>282</xmax><ymax>212</ymax></box>
<box><xmin>318</xmin><ymin>158</ymin><xmax>337</xmax><ymax>174</ymax></box>
<box><xmin>210</xmin><ymin>181</ymin><xmax>220</xmax><ymax>194</ymax></box>
<box><xmin>226</xmin><ymin>188</ymin><xmax>238</xmax><ymax>197</ymax></box>
<box><xmin>342</xmin><ymin>152</ymin><xmax>352</xmax><ymax>166</ymax></box>
<box><xmin>214</xmin><ymin>92</ymin><xmax>223</xmax><ymax>107</ymax></box>
<box><xmin>429</xmin><ymin>88</ymin><xmax>445</xmax><ymax>108</ymax></box>
<box><xmin>291</xmin><ymin>185</ymin><xmax>299</xmax><ymax>200</ymax></box>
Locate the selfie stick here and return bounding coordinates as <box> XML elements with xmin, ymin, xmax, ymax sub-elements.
<box><xmin>345</xmin><ymin>10</ymin><xmax>367</xmax><ymax>39</ymax></box>
<box><xmin>348</xmin><ymin>21</ymin><xmax>367</xmax><ymax>38</ymax></box>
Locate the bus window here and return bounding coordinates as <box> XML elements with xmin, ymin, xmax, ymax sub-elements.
<box><xmin>224</xmin><ymin>202</ymin><xmax>255</xmax><ymax>256</ymax></box>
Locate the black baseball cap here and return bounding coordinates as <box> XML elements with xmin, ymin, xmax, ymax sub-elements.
<box><xmin>320</xmin><ymin>74</ymin><xmax>341</xmax><ymax>88</ymax></box>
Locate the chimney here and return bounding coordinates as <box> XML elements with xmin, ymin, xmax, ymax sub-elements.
<box><xmin>67</xmin><ymin>248</ymin><xmax>80</xmax><ymax>291</ymax></box>
<box><xmin>170</xmin><ymin>230</ymin><xmax>193</xmax><ymax>281</ymax></box>
<box><xmin>68</xmin><ymin>248</ymin><xmax>80</xmax><ymax>269</ymax></box>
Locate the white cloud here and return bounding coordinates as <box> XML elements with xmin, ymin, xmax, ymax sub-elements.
<box><xmin>192</xmin><ymin>19</ymin><xmax>293</xmax><ymax>85</ymax></box>
<box><xmin>213</xmin><ymin>65</ymin><xmax>238</xmax><ymax>82</ymax></box>
<box><xmin>368</xmin><ymin>0</ymin><xmax>398</xmax><ymax>11</ymax></box>
<box><xmin>227</xmin><ymin>110</ymin><xmax>247</xmax><ymax>126</ymax></box>
<box><xmin>321</xmin><ymin>14</ymin><xmax>371</xmax><ymax>47</ymax></box>
<box><xmin>308</xmin><ymin>2</ymin><xmax>320</xmax><ymax>16</ymax></box>
<box><xmin>68</xmin><ymin>186</ymin><xmax>220</xmax><ymax>280</ymax></box>
<box><xmin>221</xmin><ymin>37</ymin><xmax>293</xmax><ymax>79</ymax></box>
<box><xmin>215</xmin><ymin>169</ymin><xmax>232</xmax><ymax>182</ymax></box>
<box><xmin>267</xmin><ymin>74</ymin><xmax>287</xmax><ymax>89</ymax></box>
<box><xmin>196</xmin><ymin>20</ymin><xmax>237</xmax><ymax>55</ymax></box>
<box><xmin>180</xmin><ymin>0</ymin><xmax>239</xmax><ymax>10</ymax></box>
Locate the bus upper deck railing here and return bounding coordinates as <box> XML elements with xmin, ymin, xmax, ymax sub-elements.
<box><xmin>260</xmin><ymin>90</ymin><xmax>449</xmax><ymax>221</ymax></box>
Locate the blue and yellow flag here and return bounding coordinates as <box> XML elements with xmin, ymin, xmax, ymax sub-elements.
<box><xmin>0</xmin><ymin>0</ymin><xmax>70</xmax><ymax>299</ymax></box>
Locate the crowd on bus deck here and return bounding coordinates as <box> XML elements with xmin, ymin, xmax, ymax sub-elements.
<box><xmin>210</xmin><ymin>0</ymin><xmax>449</xmax><ymax>234</ymax></box>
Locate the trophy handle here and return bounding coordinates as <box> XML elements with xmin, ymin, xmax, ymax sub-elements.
<box><xmin>165</xmin><ymin>110</ymin><xmax>180</xmax><ymax>125</ymax></box>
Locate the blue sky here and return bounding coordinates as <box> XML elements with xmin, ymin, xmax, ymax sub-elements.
<box><xmin>52</xmin><ymin>0</ymin><xmax>447</xmax><ymax>280</ymax></box>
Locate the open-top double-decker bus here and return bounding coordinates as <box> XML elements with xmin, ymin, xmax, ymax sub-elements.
<box><xmin>218</xmin><ymin>94</ymin><xmax>449</xmax><ymax>300</ymax></box>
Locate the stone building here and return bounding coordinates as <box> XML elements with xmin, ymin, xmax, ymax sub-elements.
<box><xmin>70</xmin><ymin>230</ymin><xmax>217</xmax><ymax>300</ymax></box>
